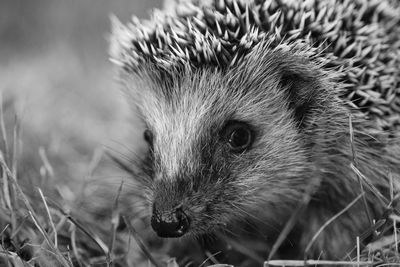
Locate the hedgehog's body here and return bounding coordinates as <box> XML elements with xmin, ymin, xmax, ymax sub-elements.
<box><xmin>110</xmin><ymin>0</ymin><xmax>400</xmax><ymax>262</ymax></box>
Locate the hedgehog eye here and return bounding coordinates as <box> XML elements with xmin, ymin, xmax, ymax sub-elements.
<box><xmin>221</xmin><ymin>121</ymin><xmax>253</xmax><ymax>153</ymax></box>
<box><xmin>144</xmin><ymin>129</ymin><xmax>153</xmax><ymax>147</ymax></box>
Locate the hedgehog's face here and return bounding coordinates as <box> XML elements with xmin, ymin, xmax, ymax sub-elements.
<box><xmin>127</xmin><ymin>47</ymin><xmax>330</xmax><ymax>238</ymax></box>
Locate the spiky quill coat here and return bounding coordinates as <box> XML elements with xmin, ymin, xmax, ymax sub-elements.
<box><xmin>110</xmin><ymin>0</ymin><xmax>400</xmax><ymax>262</ymax></box>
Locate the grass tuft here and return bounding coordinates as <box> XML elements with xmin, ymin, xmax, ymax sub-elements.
<box><xmin>0</xmin><ymin>97</ymin><xmax>158</xmax><ymax>266</ymax></box>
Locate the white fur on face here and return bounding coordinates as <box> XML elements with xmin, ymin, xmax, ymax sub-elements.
<box><xmin>131</xmin><ymin>70</ymin><xmax>226</xmax><ymax>181</ymax></box>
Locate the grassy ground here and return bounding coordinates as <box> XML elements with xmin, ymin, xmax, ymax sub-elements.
<box><xmin>1</xmin><ymin>94</ymin><xmax>399</xmax><ymax>267</ymax></box>
<box><xmin>1</xmin><ymin>1</ymin><xmax>400</xmax><ymax>266</ymax></box>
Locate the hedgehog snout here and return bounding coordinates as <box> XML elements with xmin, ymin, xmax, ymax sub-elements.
<box><xmin>151</xmin><ymin>204</ymin><xmax>191</xmax><ymax>238</ymax></box>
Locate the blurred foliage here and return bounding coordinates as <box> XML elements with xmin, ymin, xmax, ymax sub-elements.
<box><xmin>0</xmin><ymin>0</ymin><xmax>162</xmax><ymax>177</ymax></box>
<box><xmin>0</xmin><ymin>0</ymin><xmax>162</xmax><ymax>210</ymax></box>
<box><xmin>0</xmin><ymin>0</ymin><xmax>161</xmax><ymax>58</ymax></box>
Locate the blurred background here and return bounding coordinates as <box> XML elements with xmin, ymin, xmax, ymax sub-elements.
<box><xmin>0</xmin><ymin>0</ymin><xmax>162</xmax><ymax>189</ymax></box>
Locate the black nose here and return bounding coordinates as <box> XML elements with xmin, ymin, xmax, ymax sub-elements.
<box><xmin>151</xmin><ymin>206</ymin><xmax>190</xmax><ymax>238</ymax></box>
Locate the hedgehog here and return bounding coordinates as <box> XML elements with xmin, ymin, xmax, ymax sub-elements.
<box><xmin>109</xmin><ymin>0</ymin><xmax>400</xmax><ymax>262</ymax></box>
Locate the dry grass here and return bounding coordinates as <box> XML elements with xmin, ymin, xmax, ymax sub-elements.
<box><xmin>0</xmin><ymin>95</ymin><xmax>157</xmax><ymax>266</ymax></box>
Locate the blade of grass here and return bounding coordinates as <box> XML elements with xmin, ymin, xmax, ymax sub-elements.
<box><xmin>349</xmin><ymin>115</ymin><xmax>372</xmax><ymax>226</ymax></box>
<box><xmin>11</xmin><ymin>114</ymin><xmax>20</xmax><ymax>180</ymax></box>
<box><xmin>199</xmin><ymin>251</ymin><xmax>222</xmax><ymax>267</ymax></box>
<box><xmin>0</xmin><ymin>92</ymin><xmax>9</xmax><ymax>163</ymax></box>
<box><xmin>265</xmin><ymin>259</ymin><xmax>373</xmax><ymax>266</ymax></box>
<box><xmin>38</xmin><ymin>188</ymin><xmax>58</xmax><ymax>248</ymax></box>
<box><xmin>46</xmin><ymin>197</ymin><xmax>110</xmax><ymax>256</ymax></box>
<box><xmin>122</xmin><ymin>216</ymin><xmax>161</xmax><ymax>267</ymax></box>
<box><xmin>357</xmin><ymin>236</ymin><xmax>360</xmax><ymax>267</ymax></box>
<box><xmin>10</xmin><ymin>114</ymin><xmax>20</xmax><ymax>213</ymax></box>
<box><xmin>394</xmin><ymin>220</ymin><xmax>398</xmax><ymax>254</ymax></box>
<box><xmin>0</xmin><ymin>93</ymin><xmax>11</xmax><ymax>213</ymax></box>
<box><xmin>304</xmin><ymin>193</ymin><xmax>364</xmax><ymax>256</ymax></box>
<box><xmin>2</xmin><ymin>165</ymin><xmax>12</xmax><ymax>211</ymax></box>
<box><xmin>39</xmin><ymin>147</ymin><xmax>55</xmax><ymax>179</ymax></box>
<box><xmin>0</xmin><ymin>224</ymin><xmax>9</xmax><ymax>237</ymax></box>
<box><xmin>268</xmin><ymin>172</ymin><xmax>320</xmax><ymax>261</ymax></box>
<box><xmin>107</xmin><ymin>181</ymin><xmax>124</xmax><ymax>267</ymax></box>
<box><xmin>70</xmin><ymin>223</ymin><xmax>83</xmax><ymax>267</ymax></box>
<box><xmin>350</xmin><ymin>164</ymin><xmax>389</xmax><ymax>207</ymax></box>
<box><xmin>28</xmin><ymin>210</ymin><xmax>55</xmax><ymax>251</ymax></box>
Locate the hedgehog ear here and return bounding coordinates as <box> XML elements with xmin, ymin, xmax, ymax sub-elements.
<box><xmin>240</xmin><ymin>42</ymin><xmax>327</xmax><ymax>129</ymax></box>
<box><xmin>279</xmin><ymin>68</ymin><xmax>321</xmax><ymax>128</ymax></box>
